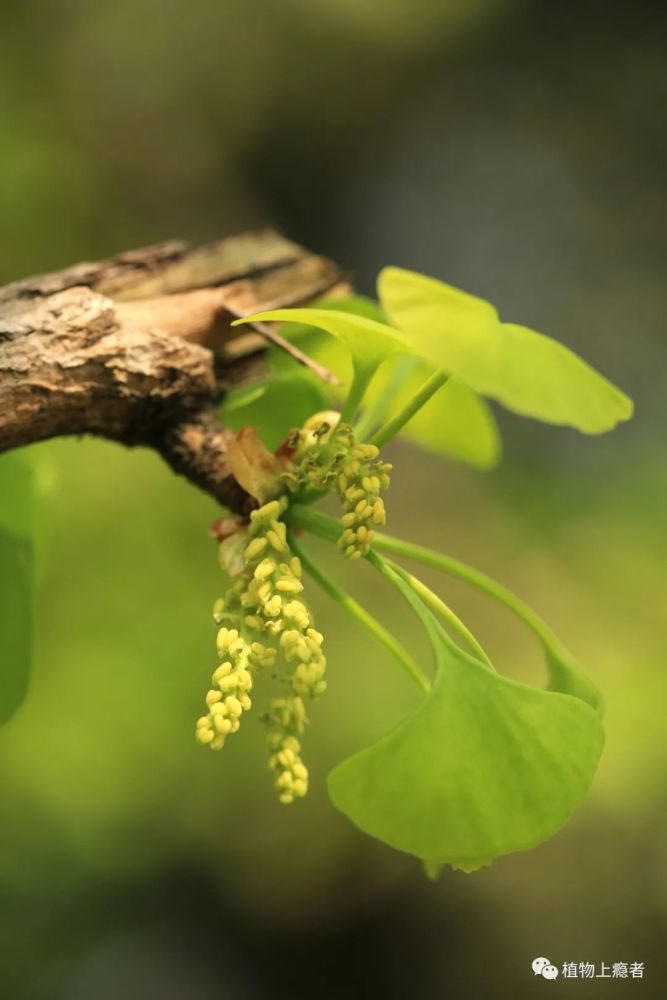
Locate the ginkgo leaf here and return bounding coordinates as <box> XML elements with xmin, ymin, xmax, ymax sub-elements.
<box><xmin>0</xmin><ymin>452</ymin><xmax>35</xmax><ymax>724</ymax></box>
<box><xmin>379</xmin><ymin>267</ymin><xmax>633</xmax><ymax>434</ymax></box>
<box><xmin>266</xmin><ymin>302</ymin><xmax>371</xmax><ymax>411</ymax></box>
<box><xmin>269</xmin><ymin>296</ymin><xmax>381</xmax><ymax>388</ymax></box>
<box><xmin>328</xmin><ymin>572</ymin><xmax>604</xmax><ymax>872</ymax></box>
<box><xmin>233</xmin><ymin>307</ymin><xmax>416</xmax><ymax>421</ymax></box>
<box><xmin>234</xmin><ymin>307</ymin><xmax>412</xmax><ymax>377</ymax></box>
<box><xmin>254</xmin><ymin>299</ymin><xmax>501</xmax><ymax>467</ymax></box>
<box><xmin>544</xmin><ymin>643</ymin><xmax>603</xmax><ymax>715</ymax></box>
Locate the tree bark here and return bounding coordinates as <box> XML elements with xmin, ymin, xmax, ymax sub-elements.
<box><xmin>0</xmin><ymin>231</ymin><xmax>345</xmax><ymax>512</ymax></box>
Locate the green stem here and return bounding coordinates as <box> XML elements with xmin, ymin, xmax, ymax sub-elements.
<box><xmin>287</xmin><ymin>532</ymin><xmax>430</xmax><ymax>693</ymax></box>
<box><xmin>287</xmin><ymin>504</ymin><xmax>490</xmax><ymax>670</ymax></box>
<box><xmin>354</xmin><ymin>356</ymin><xmax>422</xmax><ymax>441</ymax></box>
<box><xmin>372</xmin><ymin>532</ymin><xmax>562</xmax><ymax>650</ymax></box>
<box><xmin>340</xmin><ymin>366</ymin><xmax>373</xmax><ymax>425</ymax></box>
<box><xmin>384</xmin><ymin>558</ymin><xmax>494</xmax><ymax>669</ymax></box>
<box><xmin>370</xmin><ymin>369</ymin><xmax>449</xmax><ymax>449</ymax></box>
<box><xmin>286</xmin><ymin>504</ymin><xmax>341</xmax><ymax>542</ymax></box>
<box><xmin>287</xmin><ymin>507</ymin><xmax>594</xmax><ymax>703</ymax></box>
<box><xmin>365</xmin><ymin>549</ymin><xmax>434</xmax><ymax>635</ymax></box>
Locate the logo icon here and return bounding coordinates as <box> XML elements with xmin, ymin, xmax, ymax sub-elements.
<box><xmin>533</xmin><ymin>957</ymin><xmax>559</xmax><ymax>980</ymax></box>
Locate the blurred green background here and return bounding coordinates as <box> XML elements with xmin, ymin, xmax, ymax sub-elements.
<box><xmin>1</xmin><ymin>0</ymin><xmax>665</xmax><ymax>996</ymax></box>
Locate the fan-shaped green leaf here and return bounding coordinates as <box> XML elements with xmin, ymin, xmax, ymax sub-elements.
<box><xmin>248</xmin><ymin>298</ymin><xmax>501</xmax><ymax>467</ymax></box>
<box><xmin>268</xmin><ymin>295</ymin><xmax>374</xmax><ymax>385</ymax></box>
<box><xmin>379</xmin><ymin>267</ymin><xmax>633</xmax><ymax>433</ymax></box>
<box><xmin>234</xmin><ymin>307</ymin><xmax>412</xmax><ymax>377</ymax></box>
<box><xmin>234</xmin><ymin>307</ymin><xmax>416</xmax><ymax>421</ymax></box>
<box><xmin>328</xmin><ymin>575</ymin><xmax>604</xmax><ymax>871</ymax></box>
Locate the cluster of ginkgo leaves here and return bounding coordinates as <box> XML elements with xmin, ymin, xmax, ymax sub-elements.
<box><xmin>212</xmin><ymin>266</ymin><xmax>632</xmax><ymax>874</ymax></box>
<box><xmin>0</xmin><ymin>266</ymin><xmax>633</xmax><ymax>876</ymax></box>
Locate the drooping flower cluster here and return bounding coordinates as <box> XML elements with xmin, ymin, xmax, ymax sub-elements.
<box><xmin>196</xmin><ymin>496</ymin><xmax>326</xmax><ymax>802</ymax></box>
<box><xmin>288</xmin><ymin>413</ymin><xmax>391</xmax><ymax>559</ymax></box>
<box><xmin>197</xmin><ymin>414</ymin><xmax>389</xmax><ymax>799</ymax></box>
<box><xmin>335</xmin><ymin>442</ymin><xmax>391</xmax><ymax>559</ymax></box>
<box><xmin>263</xmin><ymin>695</ymin><xmax>309</xmax><ymax>803</ymax></box>
<box><xmin>195</xmin><ymin>625</ymin><xmax>269</xmax><ymax>751</ymax></box>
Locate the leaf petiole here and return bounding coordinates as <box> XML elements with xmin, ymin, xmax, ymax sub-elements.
<box><xmin>371</xmin><ymin>531</ymin><xmax>603</xmax><ymax>712</ymax></box>
<box><xmin>287</xmin><ymin>531</ymin><xmax>430</xmax><ymax>693</ymax></box>
<box><xmin>370</xmin><ymin>369</ymin><xmax>449</xmax><ymax>449</ymax></box>
<box><xmin>339</xmin><ymin>367</ymin><xmax>371</xmax><ymax>425</ymax></box>
<box><xmin>354</xmin><ymin>356</ymin><xmax>422</xmax><ymax>440</ymax></box>
<box><xmin>285</xmin><ymin>504</ymin><xmax>341</xmax><ymax>542</ymax></box>
<box><xmin>372</xmin><ymin>532</ymin><xmax>560</xmax><ymax>648</ymax></box>
<box><xmin>286</xmin><ymin>505</ymin><xmax>491</xmax><ymax>675</ymax></box>
<box><xmin>378</xmin><ymin>556</ymin><xmax>494</xmax><ymax>670</ymax></box>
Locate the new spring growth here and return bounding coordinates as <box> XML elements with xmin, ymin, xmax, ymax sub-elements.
<box><xmin>197</xmin><ymin>496</ymin><xmax>327</xmax><ymax>802</ymax></box>
<box><xmin>287</xmin><ymin>413</ymin><xmax>391</xmax><ymax>559</ymax></box>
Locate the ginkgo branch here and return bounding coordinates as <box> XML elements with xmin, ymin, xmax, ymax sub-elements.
<box><xmin>0</xmin><ymin>232</ymin><xmax>345</xmax><ymax>510</ymax></box>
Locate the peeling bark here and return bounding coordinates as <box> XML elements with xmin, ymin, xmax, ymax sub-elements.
<box><xmin>0</xmin><ymin>232</ymin><xmax>345</xmax><ymax>510</ymax></box>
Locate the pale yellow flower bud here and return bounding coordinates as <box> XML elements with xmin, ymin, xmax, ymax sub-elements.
<box><xmin>252</xmin><ymin>499</ymin><xmax>282</xmax><ymax>521</ymax></box>
<box><xmin>270</xmin><ymin>520</ymin><xmax>287</xmax><ymax>543</ymax></box>
<box><xmin>280</xmin><ymin>628</ymin><xmax>300</xmax><ymax>647</ymax></box>
<box><xmin>264</xmin><ymin>595</ymin><xmax>282</xmax><ymax>617</ymax></box>
<box><xmin>345</xmin><ymin>487</ymin><xmax>365</xmax><ymax>503</ymax></box>
<box><xmin>254</xmin><ymin>558</ymin><xmax>277</xmax><ymax>581</ymax></box>
<box><xmin>244</xmin><ymin>537</ymin><xmax>268</xmax><ymax>562</ymax></box>
<box><xmin>372</xmin><ymin>506</ymin><xmax>386</xmax><ymax>526</ymax></box>
<box><xmin>276</xmin><ymin>577</ymin><xmax>303</xmax><ymax>594</ymax></box>
<box><xmin>213</xmin><ymin>662</ymin><xmax>232</xmax><ymax>683</ymax></box>
<box><xmin>214</xmin><ymin>715</ymin><xmax>232</xmax><ymax>735</ymax></box>
<box><xmin>290</xmin><ymin>557</ymin><xmax>302</xmax><ymax>578</ymax></box>
<box><xmin>266</xmin><ymin>529</ymin><xmax>287</xmax><ymax>553</ymax></box>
